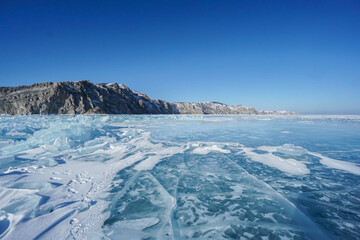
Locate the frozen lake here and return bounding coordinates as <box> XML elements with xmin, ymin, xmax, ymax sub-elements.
<box><xmin>0</xmin><ymin>115</ymin><xmax>360</xmax><ymax>239</ymax></box>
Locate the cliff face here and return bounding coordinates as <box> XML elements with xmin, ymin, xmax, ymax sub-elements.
<box><xmin>0</xmin><ymin>81</ymin><xmax>177</xmax><ymax>115</ymax></box>
<box><xmin>0</xmin><ymin>81</ymin><xmax>296</xmax><ymax>115</ymax></box>
<box><xmin>171</xmin><ymin>102</ymin><xmax>257</xmax><ymax>114</ymax></box>
<box><xmin>171</xmin><ymin>102</ymin><xmax>294</xmax><ymax>115</ymax></box>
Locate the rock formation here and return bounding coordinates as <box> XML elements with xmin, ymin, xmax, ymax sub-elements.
<box><xmin>0</xmin><ymin>80</ymin><xmax>296</xmax><ymax>115</ymax></box>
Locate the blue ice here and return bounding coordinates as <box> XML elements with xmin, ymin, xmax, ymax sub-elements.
<box><xmin>0</xmin><ymin>115</ymin><xmax>359</xmax><ymax>239</ymax></box>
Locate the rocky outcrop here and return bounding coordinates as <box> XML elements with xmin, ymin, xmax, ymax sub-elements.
<box><xmin>171</xmin><ymin>102</ymin><xmax>295</xmax><ymax>115</ymax></box>
<box><xmin>0</xmin><ymin>81</ymin><xmax>177</xmax><ymax>115</ymax></box>
<box><xmin>172</xmin><ymin>102</ymin><xmax>256</xmax><ymax>114</ymax></box>
<box><xmin>0</xmin><ymin>80</ymin><xmax>296</xmax><ymax>115</ymax></box>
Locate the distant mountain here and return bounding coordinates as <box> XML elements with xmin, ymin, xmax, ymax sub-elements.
<box><xmin>0</xmin><ymin>80</ymin><xmax>296</xmax><ymax>115</ymax></box>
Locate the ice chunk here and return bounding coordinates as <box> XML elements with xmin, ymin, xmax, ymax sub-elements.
<box><xmin>275</xmin><ymin>144</ymin><xmax>307</xmax><ymax>156</ymax></box>
<box><xmin>258</xmin><ymin>144</ymin><xmax>307</xmax><ymax>157</ymax></box>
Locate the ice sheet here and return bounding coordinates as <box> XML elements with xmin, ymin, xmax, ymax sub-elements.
<box><xmin>0</xmin><ymin>115</ymin><xmax>359</xmax><ymax>239</ymax></box>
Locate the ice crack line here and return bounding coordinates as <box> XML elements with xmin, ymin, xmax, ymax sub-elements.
<box><xmin>223</xmin><ymin>153</ymin><xmax>330</xmax><ymax>239</ymax></box>
<box><xmin>146</xmin><ymin>171</ymin><xmax>176</xmax><ymax>240</ymax></box>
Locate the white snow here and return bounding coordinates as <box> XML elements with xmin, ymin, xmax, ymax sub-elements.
<box><xmin>311</xmin><ymin>152</ymin><xmax>360</xmax><ymax>175</ymax></box>
<box><xmin>192</xmin><ymin>144</ymin><xmax>231</xmax><ymax>155</ymax></box>
<box><xmin>245</xmin><ymin>144</ymin><xmax>360</xmax><ymax>176</ymax></box>
<box><xmin>243</xmin><ymin>147</ymin><xmax>310</xmax><ymax>175</ymax></box>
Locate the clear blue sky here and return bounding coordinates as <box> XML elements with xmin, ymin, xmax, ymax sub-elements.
<box><xmin>1</xmin><ymin>0</ymin><xmax>359</xmax><ymax>114</ymax></box>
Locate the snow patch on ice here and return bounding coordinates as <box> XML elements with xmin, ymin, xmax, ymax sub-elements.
<box><xmin>247</xmin><ymin>144</ymin><xmax>360</xmax><ymax>176</ymax></box>
<box><xmin>3</xmin><ymin>165</ymin><xmax>44</xmax><ymax>174</ymax></box>
<box><xmin>280</xmin><ymin>131</ymin><xmax>292</xmax><ymax>134</ymax></box>
<box><xmin>243</xmin><ymin>147</ymin><xmax>310</xmax><ymax>175</ymax></box>
<box><xmin>311</xmin><ymin>152</ymin><xmax>360</xmax><ymax>175</ymax></box>
<box><xmin>192</xmin><ymin>144</ymin><xmax>231</xmax><ymax>155</ymax></box>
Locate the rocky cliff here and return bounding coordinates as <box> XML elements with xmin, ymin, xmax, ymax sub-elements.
<box><xmin>172</xmin><ymin>102</ymin><xmax>258</xmax><ymax>114</ymax></box>
<box><xmin>0</xmin><ymin>81</ymin><xmax>296</xmax><ymax>115</ymax></box>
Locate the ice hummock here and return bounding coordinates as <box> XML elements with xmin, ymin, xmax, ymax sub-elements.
<box><xmin>0</xmin><ymin>115</ymin><xmax>360</xmax><ymax>239</ymax></box>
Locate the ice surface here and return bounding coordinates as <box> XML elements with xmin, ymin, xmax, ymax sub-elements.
<box><xmin>0</xmin><ymin>115</ymin><xmax>360</xmax><ymax>239</ymax></box>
